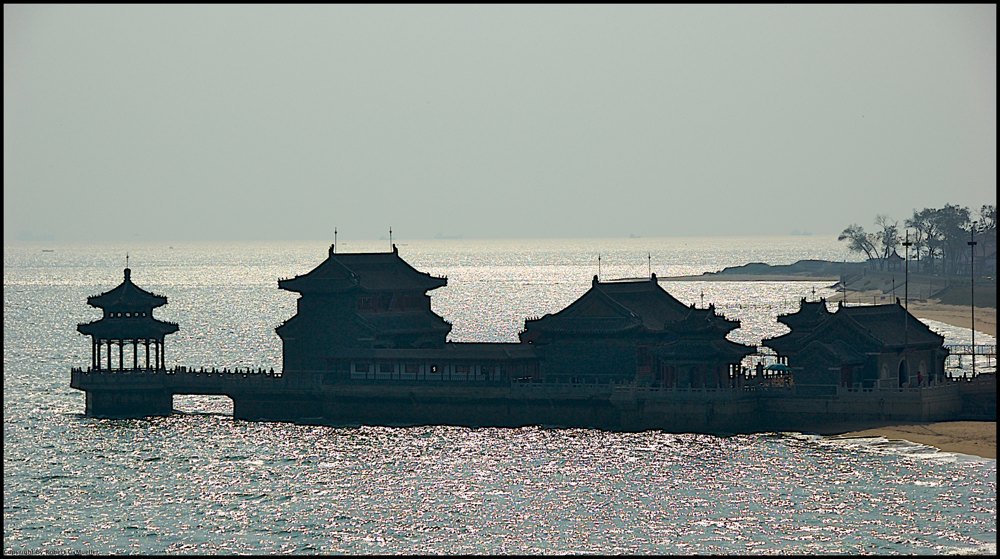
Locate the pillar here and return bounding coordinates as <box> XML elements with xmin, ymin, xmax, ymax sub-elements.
<box><xmin>133</xmin><ymin>340</ymin><xmax>138</xmax><ymax>370</ymax></box>
<box><xmin>106</xmin><ymin>340</ymin><xmax>112</xmax><ymax>371</ymax></box>
<box><xmin>92</xmin><ymin>340</ymin><xmax>98</xmax><ymax>370</ymax></box>
<box><xmin>145</xmin><ymin>339</ymin><xmax>151</xmax><ymax>369</ymax></box>
<box><xmin>118</xmin><ymin>341</ymin><xmax>124</xmax><ymax>371</ymax></box>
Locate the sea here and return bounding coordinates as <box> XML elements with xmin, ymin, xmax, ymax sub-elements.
<box><xmin>3</xmin><ymin>236</ymin><xmax>996</xmax><ymax>555</ymax></box>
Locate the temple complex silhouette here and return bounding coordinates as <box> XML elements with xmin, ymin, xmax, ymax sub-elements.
<box><xmin>71</xmin><ymin>245</ymin><xmax>995</xmax><ymax>433</ymax></box>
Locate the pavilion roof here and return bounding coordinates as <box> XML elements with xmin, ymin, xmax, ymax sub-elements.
<box><xmin>77</xmin><ymin>317</ymin><xmax>179</xmax><ymax>340</ymax></box>
<box><xmin>357</xmin><ymin>311</ymin><xmax>453</xmax><ymax>336</ymax></box>
<box><xmin>764</xmin><ymin>300</ymin><xmax>944</xmax><ymax>354</ymax></box>
<box><xmin>653</xmin><ymin>337</ymin><xmax>755</xmax><ymax>361</ymax></box>
<box><xmin>776</xmin><ymin>298</ymin><xmax>833</xmax><ymax>330</ymax></box>
<box><xmin>279</xmin><ymin>245</ymin><xmax>447</xmax><ymax>294</ymax></box>
<box><xmin>833</xmin><ymin>302</ymin><xmax>943</xmax><ymax>347</ymax></box>
<box><xmin>86</xmin><ymin>269</ymin><xmax>169</xmax><ymax>310</ymax></box>
<box><xmin>525</xmin><ymin>275</ymin><xmax>713</xmax><ymax>335</ymax></box>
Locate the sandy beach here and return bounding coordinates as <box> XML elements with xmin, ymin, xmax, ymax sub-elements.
<box><xmin>810</xmin><ymin>295</ymin><xmax>995</xmax><ymax>460</ymax></box>
<box><xmin>830</xmin><ymin>303</ymin><xmax>995</xmax><ymax>460</ymax></box>
<box><xmin>832</xmin><ymin>421</ymin><xmax>996</xmax><ymax>459</ymax></box>
<box><xmin>900</xmin><ymin>301</ymin><xmax>995</xmax><ymax>338</ymax></box>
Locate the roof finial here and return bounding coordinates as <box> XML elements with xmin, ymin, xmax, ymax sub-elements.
<box><xmin>389</xmin><ymin>226</ymin><xmax>393</xmax><ymax>252</ymax></box>
<box><xmin>648</xmin><ymin>252</ymin><xmax>651</xmax><ymax>279</ymax></box>
<box><xmin>126</xmin><ymin>253</ymin><xmax>129</xmax><ymax>269</ymax></box>
<box><xmin>598</xmin><ymin>253</ymin><xmax>602</xmax><ymax>281</ymax></box>
<box><xmin>334</xmin><ymin>227</ymin><xmax>338</xmax><ymax>253</ymax></box>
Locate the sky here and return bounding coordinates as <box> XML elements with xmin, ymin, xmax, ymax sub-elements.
<box><xmin>4</xmin><ymin>4</ymin><xmax>996</xmax><ymax>242</ymax></box>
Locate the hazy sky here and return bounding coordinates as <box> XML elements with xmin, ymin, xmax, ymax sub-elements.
<box><xmin>4</xmin><ymin>4</ymin><xmax>996</xmax><ymax>242</ymax></box>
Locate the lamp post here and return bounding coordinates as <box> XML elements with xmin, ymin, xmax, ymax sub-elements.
<box><xmin>902</xmin><ymin>230</ymin><xmax>912</xmax><ymax>348</ymax></box>
<box><xmin>902</xmin><ymin>230</ymin><xmax>912</xmax><ymax>311</ymax></box>
<box><xmin>968</xmin><ymin>223</ymin><xmax>977</xmax><ymax>377</ymax></box>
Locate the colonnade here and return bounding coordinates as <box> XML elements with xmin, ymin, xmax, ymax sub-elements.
<box><xmin>90</xmin><ymin>338</ymin><xmax>166</xmax><ymax>371</ymax></box>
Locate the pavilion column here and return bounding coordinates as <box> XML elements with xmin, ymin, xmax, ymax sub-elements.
<box><xmin>133</xmin><ymin>340</ymin><xmax>138</xmax><ymax>370</ymax></box>
<box><xmin>92</xmin><ymin>340</ymin><xmax>97</xmax><ymax>370</ymax></box>
<box><xmin>155</xmin><ymin>341</ymin><xmax>161</xmax><ymax>370</ymax></box>
<box><xmin>145</xmin><ymin>340</ymin><xmax>151</xmax><ymax>370</ymax></box>
<box><xmin>118</xmin><ymin>341</ymin><xmax>124</xmax><ymax>371</ymax></box>
<box><xmin>106</xmin><ymin>340</ymin><xmax>112</xmax><ymax>371</ymax></box>
<box><xmin>161</xmin><ymin>341</ymin><xmax>166</xmax><ymax>370</ymax></box>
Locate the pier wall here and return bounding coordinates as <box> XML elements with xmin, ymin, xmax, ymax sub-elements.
<box><xmin>756</xmin><ymin>384</ymin><xmax>964</xmax><ymax>434</ymax></box>
<box><xmin>70</xmin><ymin>368</ymin><xmax>989</xmax><ymax>433</ymax></box>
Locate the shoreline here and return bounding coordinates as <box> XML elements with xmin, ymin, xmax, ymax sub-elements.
<box><xmin>903</xmin><ymin>301</ymin><xmax>995</xmax><ymax>338</ymax></box>
<box><xmin>831</xmin><ymin>421</ymin><xmax>996</xmax><ymax>459</ymax></box>
<box><xmin>663</xmin><ymin>274</ymin><xmax>996</xmax><ymax>337</ymax></box>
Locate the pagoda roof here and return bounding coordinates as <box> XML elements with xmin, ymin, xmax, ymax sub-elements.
<box><xmin>596</xmin><ymin>277</ymin><xmax>697</xmax><ymax>328</ymax></box>
<box><xmin>764</xmin><ymin>300</ymin><xmax>943</xmax><ymax>354</ymax></box>
<box><xmin>776</xmin><ymin>298</ymin><xmax>833</xmax><ymax>330</ymax></box>
<box><xmin>832</xmin><ymin>301</ymin><xmax>943</xmax><ymax>348</ymax></box>
<box><xmin>668</xmin><ymin>304</ymin><xmax>741</xmax><ymax>335</ymax></box>
<box><xmin>279</xmin><ymin>245</ymin><xmax>447</xmax><ymax>294</ymax></box>
<box><xmin>358</xmin><ymin>311</ymin><xmax>453</xmax><ymax>336</ymax></box>
<box><xmin>654</xmin><ymin>337</ymin><xmax>755</xmax><ymax>361</ymax></box>
<box><xmin>86</xmin><ymin>269</ymin><xmax>169</xmax><ymax>310</ymax></box>
<box><xmin>77</xmin><ymin>317</ymin><xmax>179</xmax><ymax>340</ymax></box>
<box><xmin>275</xmin><ymin>311</ymin><xmax>376</xmax><ymax>338</ymax></box>
<box><xmin>524</xmin><ymin>274</ymin><xmax>732</xmax><ymax>335</ymax></box>
<box><xmin>762</xmin><ymin>330</ymin><xmax>812</xmax><ymax>355</ymax></box>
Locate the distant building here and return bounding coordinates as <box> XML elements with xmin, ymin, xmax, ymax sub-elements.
<box><xmin>276</xmin><ymin>244</ymin><xmax>540</xmax><ymax>384</ymax></box>
<box><xmin>77</xmin><ymin>268</ymin><xmax>179</xmax><ymax>371</ymax></box>
<box><xmin>886</xmin><ymin>249</ymin><xmax>904</xmax><ymax>271</ymax></box>
<box><xmin>276</xmin><ymin>244</ymin><xmax>452</xmax><ymax>374</ymax></box>
<box><xmin>764</xmin><ymin>298</ymin><xmax>949</xmax><ymax>390</ymax></box>
<box><xmin>71</xmin><ymin>249</ymin><xmax>992</xmax><ymax>430</ymax></box>
<box><xmin>519</xmin><ymin>274</ymin><xmax>753</xmax><ymax>387</ymax></box>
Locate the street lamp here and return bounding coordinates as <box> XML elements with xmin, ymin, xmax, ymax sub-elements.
<box><xmin>902</xmin><ymin>230</ymin><xmax>912</xmax><ymax>346</ymax></box>
<box><xmin>968</xmin><ymin>222</ymin><xmax>977</xmax><ymax>377</ymax></box>
<box><xmin>902</xmin><ymin>230</ymin><xmax>912</xmax><ymax>311</ymax></box>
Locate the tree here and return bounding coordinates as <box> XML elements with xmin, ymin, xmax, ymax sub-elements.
<box><xmin>838</xmin><ymin>224</ymin><xmax>879</xmax><ymax>265</ymax></box>
<box><xmin>906</xmin><ymin>208</ymin><xmax>945</xmax><ymax>273</ymax></box>
<box><xmin>874</xmin><ymin>214</ymin><xmax>900</xmax><ymax>266</ymax></box>
<box><xmin>976</xmin><ymin>204</ymin><xmax>996</xmax><ymax>232</ymax></box>
<box><xmin>930</xmin><ymin>204</ymin><xmax>972</xmax><ymax>275</ymax></box>
<box><xmin>853</xmin><ymin>202</ymin><xmax>994</xmax><ymax>276</ymax></box>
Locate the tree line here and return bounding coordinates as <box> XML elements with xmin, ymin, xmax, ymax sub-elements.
<box><xmin>838</xmin><ymin>203</ymin><xmax>996</xmax><ymax>276</ymax></box>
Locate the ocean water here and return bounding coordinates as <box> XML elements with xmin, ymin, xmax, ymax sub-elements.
<box><xmin>3</xmin><ymin>237</ymin><xmax>996</xmax><ymax>555</ymax></box>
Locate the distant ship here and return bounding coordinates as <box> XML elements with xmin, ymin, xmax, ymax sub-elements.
<box><xmin>70</xmin><ymin>245</ymin><xmax>995</xmax><ymax>433</ymax></box>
